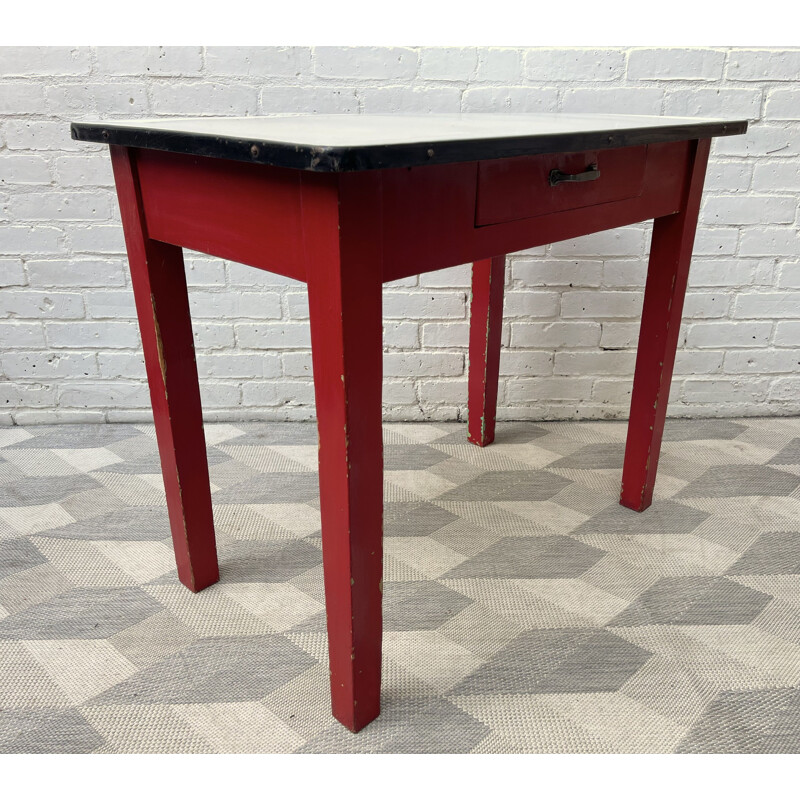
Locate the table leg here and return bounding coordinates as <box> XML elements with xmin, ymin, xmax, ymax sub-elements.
<box><xmin>305</xmin><ymin>172</ymin><xmax>384</xmax><ymax>732</ymax></box>
<box><xmin>468</xmin><ymin>255</ymin><xmax>506</xmax><ymax>446</ymax></box>
<box><xmin>110</xmin><ymin>146</ymin><xmax>219</xmax><ymax>592</ymax></box>
<box><xmin>620</xmin><ymin>139</ymin><xmax>711</xmax><ymax>512</ymax></box>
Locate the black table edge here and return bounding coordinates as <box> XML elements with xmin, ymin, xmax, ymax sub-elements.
<box><xmin>70</xmin><ymin>118</ymin><xmax>749</xmax><ymax>173</ymax></box>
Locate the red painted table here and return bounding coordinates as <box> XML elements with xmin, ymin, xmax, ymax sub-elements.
<box><xmin>71</xmin><ymin>113</ymin><xmax>747</xmax><ymax>732</ymax></box>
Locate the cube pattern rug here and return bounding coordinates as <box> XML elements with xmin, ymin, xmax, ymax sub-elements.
<box><xmin>1</xmin><ymin>417</ymin><xmax>800</xmax><ymax>753</ymax></box>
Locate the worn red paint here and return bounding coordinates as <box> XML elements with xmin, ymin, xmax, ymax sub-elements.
<box><xmin>107</xmin><ymin>137</ymin><xmax>707</xmax><ymax>732</ymax></box>
<box><xmin>620</xmin><ymin>138</ymin><xmax>711</xmax><ymax>512</ymax></box>
<box><xmin>468</xmin><ymin>256</ymin><xmax>505</xmax><ymax>447</ymax></box>
<box><xmin>303</xmin><ymin>170</ymin><xmax>384</xmax><ymax>732</ymax></box>
<box><xmin>110</xmin><ymin>146</ymin><xmax>219</xmax><ymax>592</ymax></box>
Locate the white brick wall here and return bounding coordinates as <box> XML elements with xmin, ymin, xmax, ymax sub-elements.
<box><xmin>1</xmin><ymin>46</ymin><xmax>799</xmax><ymax>425</ymax></box>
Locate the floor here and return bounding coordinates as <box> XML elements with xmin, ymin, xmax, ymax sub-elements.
<box><xmin>1</xmin><ymin>417</ymin><xmax>800</xmax><ymax>754</ymax></box>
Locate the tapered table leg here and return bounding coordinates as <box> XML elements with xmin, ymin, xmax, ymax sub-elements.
<box><xmin>110</xmin><ymin>146</ymin><xmax>219</xmax><ymax>592</ymax></box>
<box><xmin>305</xmin><ymin>171</ymin><xmax>384</xmax><ymax>732</ymax></box>
<box><xmin>468</xmin><ymin>255</ymin><xmax>505</xmax><ymax>446</ymax></box>
<box><xmin>620</xmin><ymin>139</ymin><xmax>711</xmax><ymax>512</ymax></box>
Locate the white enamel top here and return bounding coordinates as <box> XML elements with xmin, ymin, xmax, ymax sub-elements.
<box><xmin>80</xmin><ymin>112</ymin><xmax>734</xmax><ymax>147</ymax></box>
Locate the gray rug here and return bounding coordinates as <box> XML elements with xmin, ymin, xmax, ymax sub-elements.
<box><xmin>1</xmin><ymin>417</ymin><xmax>800</xmax><ymax>753</ymax></box>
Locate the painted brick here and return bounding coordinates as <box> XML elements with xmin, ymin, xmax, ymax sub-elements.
<box><xmin>774</xmin><ymin>321</ymin><xmax>800</xmax><ymax>346</ymax></box>
<box><xmin>503</xmin><ymin>291</ymin><xmax>560</xmax><ymax>318</ymax></box>
<box><xmin>0</xmin><ymin>258</ymin><xmax>26</xmax><ymax>286</ymax></box>
<box><xmin>461</xmin><ymin>87</ymin><xmax>558</xmax><ymax>113</ymax></box>
<box><xmin>418</xmin><ymin>48</ymin><xmax>477</xmax><ymax>81</ymax></box>
<box><xmin>4</xmin><ymin>121</ymin><xmax>82</xmax><ymax>151</ymax></box>
<box><xmin>199</xmin><ymin>382</ymin><xmax>242</xmax><ymax>409</ymax></box>
<box><xmin>723</xmin><ymin>349</ymin><xmax>800</xmax><ymax>373</ymax></box>
<box><xmin>67</xmin><ymin>224</ymin><xmax>126</xmax><ymax>254</ymax></box>
<box><xmin>8</xmin><ymin>192</ymin><xmax>113</xmax><ymax>222</ymax></box>
<box><xmin>0</xmin><ymin>382</ymin><xmax>56</xmax><ymax>407</ymax></box>
<box><xmin>475</xmin><ymin>49</ymin><xmax>523</xmax><ymax>83</ymax></box>
<box><xmin>507</xmin><ymin>377</ymin><xmax>595</xmax><ymax>403</ymax></box>
<box><xmin>282</xmin><ymin>352</ymin><xmax>312</xmax><ymax>378</ymax></box>
<box><xmin>150</xmin><ymin>83</ymin><xmax>259</xmax><ymax>116</ymax></box>
<box><xmin>383</xmin><ymin>292</ymin><xmax>466</xmax><ymax>319</ymax></box>
<box><xmin>384</xmin><ymin>322</ymin><xmax>419</xmax><ymax>349</ymax></box>
<box><xmin>0</xmin><ymin>154</ymin><xmax>51</xmax><ymax>185</ymax></box>
<box><xmin>0</xmin><ymin>290</ymin><xmax>84</xmax><ymax>319</ymax></box>
<box><xmin>2</xmin><ymin>225</ymin><xmax>63</xmax><ymax>255</ymax></box>
<box><xmin>235</xmin><ymin>323</ymin><xmax>311</xmax><ymax>349</ymax></box>
<box><xmin>683</xmin><ymin>378</ymin><xmax>770</xmax><ymax>403</ymax></box>
<box><xmin>85</xmin><ymin>291</ymin><xmax>136</xmax><ymax>319</ymax></box>
<box><xmin>664</xmin><ymin>88</ymin><xmax>763</xmax><ymax>119</ymax></box>
<box><xmin>689</xmin><ymin>259</ymin><xmax>774</xmax><ymax>288</ymax></box>
<box><xmin>627</xmin><ymin>48</ymin><xmax>725</xmax><ymax>81</ymax></box>
<box><xmin>686</xmin><ymin>321</ymin><xmax>773</xmax><ymax>348</ymax></box>
<box><xmin>417</xmin><ymin>379</ymin><xmax>468</xmax><ymax>406</ymax></box>
<box><xmin>702</xmin><ymin>194</ymin><xmax>796</xmax><ymax>225</ymax></box>
<box><xmin>184</xmin><ymin>258</ymin><xmax>226</xmax><ymax>287</ymax></box>
<box><xmin>384</xmin><ymin>380</ymin><xmax>420</xmax><ymax>405</ymax></box>
<box><xmin>95</xmin><ymin>46</ymin><xmax>203</xmax><ymax>76</ymax></box>
<box><xmin>561</xmin><ymin>88</ymin><xmax>663</xmax><ymax>115</ymax></box>
<box><xmin>259</xmin><ymin>86</ymin><xmax>359</xmax><ymax>114</ymax></box>
<box><xmin>1</xmin><ymin>46</ymin><xmax>798</xmax><ymax>423</ymax></box>
<box><xmin>360</xmin><ymin>86</ymin><xmax>462</xmax><ymax>114</ymax></box>
<box><xmin>727</xmin><ymin>50</ymin><xmax>800</xmax><ymax>81</ymax></box>
<box><xmin>734</xmin><ymin>292</ymin><xmax>800</xmax><ymax>319</ymax></box>
<box><xmin>0</xmin><ymin>83</ymin><xmax>46</xmax><ymax>115</ymax></box>
<box><xmin>0</xmin><ymin>47</ymin><xmax>91</xmax><ymax>76</ymax></box>
<box><xmin>704</xmin><ymin>160</ymin><xmax>753</xmax><ymax>193</ymax></box>
<box><xmin>26</xmin><ymin>259</ymin><xmax>126</xmax><ymax>287</ymax></box>
<box><xmin>683</xmin><ymin>292</ymin><xmax>731</xmax><ymax>319</ymax></box>
<box><xmin>766</xmin><ymin>90</ymin><xmax>800</xmax><ymax>121</ymax></box>
<box><xmin>602</xmin><ymin>260</ymin><xmax>648</xmax><ymax>288</ymax></box>
<box><xmin>738</xmin><ymin>227</ymin><xmax>799</xmax><ymax>257</ymax></box>
<box><xmin>204</xmin><ymin>47</ymin><xmax>312</xmax><ymax>77</ymax></box>
<box><xmin>197</xmin><ymin>354</ymin><xmax>281</xmax><ymax>379</ymax></box>
<box><xmin>752</xmin><ymin>160</ymin><xmax>800</xmax><ymax>192</ymax></box>
<box><xmin>193</xmin><ymin>323</ymin><xmax>235</xmax><ymax>350</ymax></box>
<box><xmin>561</xmin><ymin>291</ymin><xmax>643</xmax><ymax>318</ymax></box>
<box><xmin>551</xmin><ymin>228</ymin><xmax>646</xmax><ymax>257</ymax></box>
<box><xmin>599</xmin><ymin>322</ymin><xmax>640</xmax><ymax>349</ymax></box>
<box><xmin>778</xmin><ymin>262</ymin><xmax>800</xmax><ymax>289</ymax></box>
<box><xmin>511</xmin><ymin>321</ymin><xmax>601</xmax><ymax>349</ymax></box>
<box><xmin>2</xmin><ymin>351</ymin><xmax>97</xmax><ymax>379</ymax></box>
<box><xmin>555</xmin><ymin>351</ymin><xmax>636</xmax><ymax>376</ymax></box>
<box><xmin>57</xmin><ymin>381</ymin><xmax>149</xmax><ymax>407</ymax></box>
<box><xmin>769</xmin><ymin>377</ymin><xmax>800</xmax><ymax>400</ymax></box>
<box><xmin>46</xmin><ymin>321</ymin><xmax>140</xmax><ymax>349</ymax></box>
<box><xmin>313</xmin><ymin>47</ymin><xmax>418</xmax><ymax>80</ymax></box>
<box><xmin>384</xmin><ymin>353</ymin><xmax>464</xmax><ymax>377</ymax></box>
<box><xmin>0</xmin><ymin>321</ymin><xmax>45</xmax><ymax>348</ymax></box>
<box><xmin>499</xmin><ymin>351</ymin><xmax>554</xmax><ymax>376</ymax></box>
<box><xmin>419</xmin><ymin>264</ymin><xmax>472</xmax><ymax>288</ymax></box>
<box><xmin>674</xmin><ymin>351</ymin><xmax>725</xmax><ymax>375</ymax></box>
<box><xmin>97</xmin><ymin>352</ymin><xmax>146</xmax><ymax>379</ymax></box>
<box><xmin>525</xmin><ymin>49</ymin><xmax>626</xmax><ymax>82</ymax></box>
<box><xmin>513</xmin><ymin>259</ymin><xmax>603</xmax><ymax>288</ymax></box>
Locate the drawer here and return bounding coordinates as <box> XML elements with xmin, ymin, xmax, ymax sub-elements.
<box><xmin>475</xmin><ymin>145</ymin><xmax>648</xmax><ymax>226</ymax></box>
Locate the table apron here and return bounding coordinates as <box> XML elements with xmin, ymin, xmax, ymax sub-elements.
<box><xmin>127</xmin><ymin>139</ymin><xmax>695</xmax><ymax>285</ymax></box>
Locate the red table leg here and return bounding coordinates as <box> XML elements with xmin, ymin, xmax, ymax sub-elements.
<box><xmin>110</xmin><ymin>146</ymin><xmax>219</xmax><ymax>592</ymax></box>
<box><xmin>468</xmin><ymin>255</ymin><xmax>505</xmax><ymax>447</ymax></box>
<box><xmin>620</xmin><ymin>139</ymin><xmax>711</xmax><ymax>512</ymax></box>
<box><xmin>304</xmin><ymin>171</ymin><xmax>384</xmax><ymax>732</ymax></box>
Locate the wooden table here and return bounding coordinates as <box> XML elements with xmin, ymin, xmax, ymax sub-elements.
<box><xmin>71</xmin><ymin>112</ymin><xmax>747</xmax><ymax>732</ymax></box>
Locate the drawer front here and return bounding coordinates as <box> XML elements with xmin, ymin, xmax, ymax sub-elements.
<box><xmin>476</xmin><ymin>145</ymin><xmax>648</xmax><ymax>226</ymax></box>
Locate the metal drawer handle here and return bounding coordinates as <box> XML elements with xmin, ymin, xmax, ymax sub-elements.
<box><xmin>549</xmin><ymin>163</ymin><xmax>600</xmax><ymax>186</ymax></box>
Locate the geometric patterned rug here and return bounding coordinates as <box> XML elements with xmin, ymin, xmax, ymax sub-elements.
<box><xmin>2</xmin><ymin>417</ymin><xmax>800</xmax><ymax>753</ymax></box>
